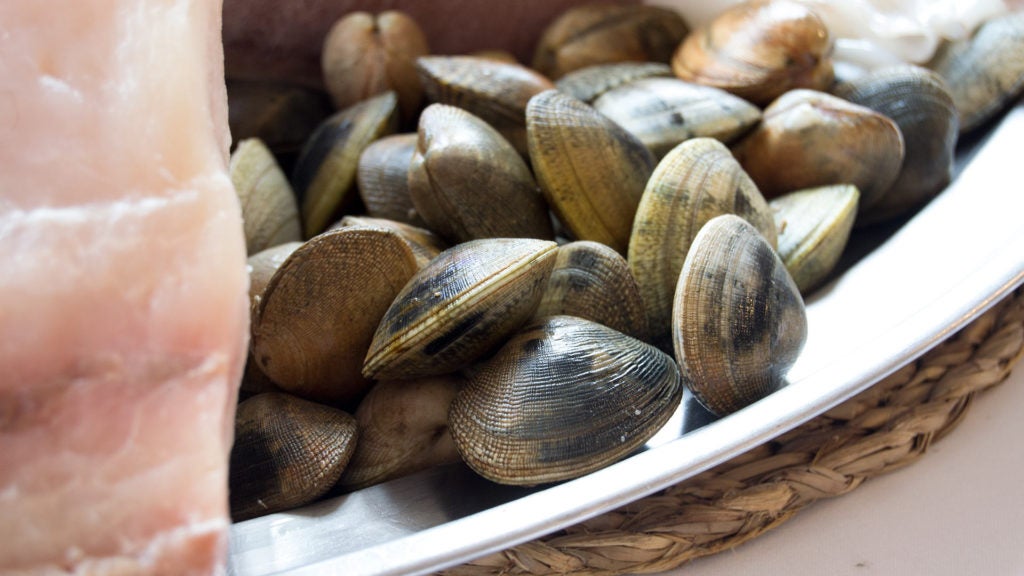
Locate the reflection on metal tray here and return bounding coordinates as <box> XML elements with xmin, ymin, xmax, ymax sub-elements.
<box><xmin>228</xmin><ymin>100</ymin><xmax>1024</xmax><ymax>576</ymax></box>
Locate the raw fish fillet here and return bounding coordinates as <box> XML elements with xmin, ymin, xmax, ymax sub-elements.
<box><xmin>0</xmin><ymin>0</ymin><xmax>247</xmax><ymax>574</ymax></box>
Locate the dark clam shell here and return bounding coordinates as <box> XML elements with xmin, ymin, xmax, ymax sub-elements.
<box><xmin>449</xmin><ymin>315</ymin><xmax>682</xmax><ymax>485</ymax></box>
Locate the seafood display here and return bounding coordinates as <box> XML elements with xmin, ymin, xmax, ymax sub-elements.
<box><xmin>221</xmin><ymin>0</ymin><xmax>1024</xmax><ymax>527</ymax></box>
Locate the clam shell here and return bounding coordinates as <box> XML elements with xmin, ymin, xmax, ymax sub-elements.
<box><xmin>291</xmin><ymin>91</ymin><xmax>399</xmax><ymax>238</ymax></box>
<box><xmin>555</xmin><ymin>61</ymin><xmax>673</xmax><ymax>103</ymax></box>
<box><xmin>532</xmin><ymin>4</ymin><xmax>689</xmax><ymax>79</ymax></box>
<box><xmin>321</xmin><ymin>11</ymin><xmax>428</xmax><ymax>121</ymax></box>
<box><xmin>363</xmin><ymin>238</ymin><xmax>558</xmax><ymax>380</ymax></box>
<box><xmin>771</xmin><ymin>184</ymin><xmax>859</xmax><ymax>293</ymax></box>
<box><xmin>449</xmin><ymin>315</ymin><xmax>682</xmax><ymax>485</ymax></box>
<box><xmin>337</xmin><ymin>375</ymin><xmax>462</xmax><ymax>492</ymax></box>
<box><xmin>929</xmin><ymin>11</ymin><xmax>1024</xmax><ymax>133</ymax></box>
<box><xmin>229</xmin><ymin>392</ymin><xmax>357</xmax><ymax>521</ymax></box>
<box><xmin>593</xmin><ymin>77</ymin><xmax>762</xmax><ymax>159</ymax></box>
<box><xmin>334</xmin><ymin>215</ymin><xmax>446</xmax><ymax>269</ymax></box>
<box><xmin>247</xmin><ymin>241</ymin><xmax>303</xmax><ymax>309</ymax></box>
<box><xmin>526</xmin><ymin>89</ymin><xmax>656</xmax><ymax>254</ymax></box>
<box><xmin>415</xmin><ymin>55</ymin><xmax>554</xmax><ymax>156</ymax></box>
<box><xmin>732</xmin><ymin>89</ymin><xmax>904</xmax><ymax>210</ymax></box>
<box><xmin>672</xmin><ymin>214</ymin><xmax>807</xmax><ymax>417</ymax></box>
<box><xmin>408</xmin><ymin>104</ymin><xmax>554</xmax><ymax>244</ymax></box>
<box><xmin>834</xmin><ymin>66</ymin><xmax>958</xmax><ymax>225</ymax></box>
<box><xmin>251</xmin><ymin>226</ymin><xmax>420</xmax><ymax>407</ymax></box>
<box><xmin>628</xmin><ymin>138</ymin><xmax>776</xmax><ymax>350</ymax></box>
<box><xmin>534</xmin><ymin>241</ymin><xmax>650</xmax><ymax>342</ymax></box>
<box><xmin>230</xmin><ymin>138</ymin><xmax>302</xmax><ymax>254</ymax></box>
<box><xmin>671</xmin><ymin>0</ymin><xmax>834</xmax><ymax>106</ymax></box>
<box><xmin>356</xmin><ymin>133</ymin><xmax>425</xmax><ymax>227</ymax></box>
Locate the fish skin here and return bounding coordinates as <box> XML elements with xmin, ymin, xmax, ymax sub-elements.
<box><xmin>0</xmin><ymin>0</ymin><xmax>247</xmax><ymax>574</ymax></box>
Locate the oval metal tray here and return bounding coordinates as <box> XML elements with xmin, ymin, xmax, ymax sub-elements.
<box><xmin>228</xmin><ymin>100</ymin><xmax>1024</xmax><ymax>576</ymax></box>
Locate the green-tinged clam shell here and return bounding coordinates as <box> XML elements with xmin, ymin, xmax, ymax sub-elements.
<box><xmin>771</xmin><ymin>184</ymin><xmax>859</xmax><ymax>293</ymax></box>
<box><xmin>292</xmin><ymin>91</ymin><xmax>398</xmax><ymax>238</ymax></box>
<box><xmin>593</xmin><ymin>77</ymin><xmax>762</xmax><ymax>159</ymax></box>
<box><xmin>230</xmin><ymin>138</ymin><xmax>302</xmax><ymax>254</ymax></box>
<box><xmin>534</xmin><ymin>241</ymin><xmax>650</xmax><ymax>341</ymax></box>
<box><xmin>672</xmin><ymin>214</ymin><xmax>807</xmax><ymax>417</ymax></box>
<box><xmin>363</xmin><ymin>238</ymin><xmax>558</xmax><ymax>380</ymax></box>
<box><xmin>555</xmin><ymin>61</ymin><xmax>673</xmax><ymax>103</ymax></box>
<box><xmin>929</xmin><ymin>11</ymin><xmax>1024</xmax><ymax>133</ymax></box>
<box><xmin>526</xmin><ymin>89</ymin><xmax>656</xmax><ymax>254</ymax></box>
<box><xmin>628</xmin><ymin>138</ymin><xmax>776</xmax><ymax>350</ymax></box>
<box><xmin>449</xmin><ymin>315</ymin><xmax>682</xmax><ymax>485</ymax></box>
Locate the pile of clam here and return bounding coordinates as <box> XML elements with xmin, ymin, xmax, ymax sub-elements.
<box><xmin>226</xmin><ymin>1</ymin><xmax>1024</xmax><ymax>520</ymax></box>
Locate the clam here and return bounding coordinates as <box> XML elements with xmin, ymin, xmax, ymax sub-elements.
<box><xmin>448</xmin><ymin>315</ymin><xmax>682</xmax><ymax>485</ymax></box>
<box><xmin>415</xmin><ymin>55</ymin><xmax>554</xmax><ymax>156</ymax></box>
<box><xmin>355</xmin><ymin>133</ymin><xmax>425</xmax><ymax>227</ymax></box>
<box><xmin>334</xmin><ymin>215</ymin><xmax>446</xmax><ymax>269</ymax></box>
<box><xmin>731</xmin><ymin>89</ymin><xmax>904</xmax><ymax>211</ymax></box>
<box><xmin>247</xmin><ymin>241</ymin><xmax>303</xmax><ymax>309</ymax></box>
<box><xmin>834</xmin><ymin>66</ymin><xmax>958</xmax><ymax>225</ymax></box>
<box><xmin>364</xmin><ymin>238</ymin><xmax>558</xmax><ymax>380</ymax></box>
<box><xmin>534</xmin><ymin>241</ymin><xmax>650</xmax><ymax>342</ymax></box>
<box><xmin>555</xmin><ymin>62</ymin><xmax>673</xmax><ymax>103</ymax></box>
<box><xmin>671</xmin><ymin>0</ymin><xmax>834</xmax><ymax>106</ymax></box>
<box><xmin>227</xmin><ymin>79</ymin><xmax>333</xmax><ymax>162</ymax></box>
<box><xmin>321</xmin><ymin>11</ymin><xmax>428</xmax><ymax>121</ymax></box>
<box><xmin>532</xmin><ymin>4</ymin><xmax>690</xmax><ymax>79</ymax></box>
<box><xmin>229</xmin><ymin>138</ymin><xmax>302</xmax><ymax>254</ymax></box>
<box><xmin>672</xmin><ymin>214</ymin><xmax>807</xmax><ymax>416</ymax></box>
<box><xmin>251</xmin><ymin>226</ymin><xmax>420</xmax><ymax>407</ymax></box>
<box><xmin>526</xmin><ymin>89</ymin><xmax>656</xmax><ymax>254</ymax></box>
<box><xmin>628</xmin><ymin>138</ymin><xmax>776</xmax><ymax>351</ymax></box>
<box><xmin>291</xmin><ymin>91</ymin><xmax>399</xmax><ymax>238</ymax></box>
<box><xmin>337</xmin><ymin>375</ymin><xmax>463</xmax><ymax>492</ymax></box>
<box><xmin>407</xmin><ymin>104</ymin><xmax>554</xmax><ymax>244</ymax></box>
<box><xmin>229</xmin><ymin>392</ymin><xmax>357</xmax><ymax>521</ymax></box>
<box><xmin>592</xmin><ymin>77</ymin><xmax>762</xmax><ymax>159</ymax></box>
<box><xmin>771</xmin><ymin>184</ymin><xmax>859</xmax><ymax>293</ymax></box>
<box><xmin>929</xmin><ymin>11</ymin><xmax>1024</xmax><ymax>133</ymax></box>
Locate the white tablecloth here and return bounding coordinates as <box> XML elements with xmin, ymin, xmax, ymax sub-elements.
<box><xmin>655</xmin><ymin>359</ymin><xmax>1024</xmax><ymax>575</ymax></box>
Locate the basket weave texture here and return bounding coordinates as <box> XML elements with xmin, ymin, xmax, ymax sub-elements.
<box><xmin>446</xmin><ymin>289</ymin><xmax>1024</xmax><ymax>576</ymax></box>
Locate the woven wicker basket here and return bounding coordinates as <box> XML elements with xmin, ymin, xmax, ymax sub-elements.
<box><xmin>444</xmin><ymin>288</ymin><xmax>1024</xmax><ymax>575</ymax></box>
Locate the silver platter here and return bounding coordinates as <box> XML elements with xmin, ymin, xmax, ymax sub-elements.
<box><xmin>228</xmin><ymin>100</ymin><xmax>1024</xmax><ymax>576</ymax></box>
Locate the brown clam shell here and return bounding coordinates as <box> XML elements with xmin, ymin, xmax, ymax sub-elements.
<box><xmin>732</xmin><ymin>89</ymin><xmax>904</xmax><ymax>210</ymax></box>
<box><xmin>532</xmin><ymin>4</ymin><xmax>689</xmax><ymax>80</ymax></box>
<box><xmin>251</xmin><ymin>226</ymin><xmax>419</xmax><ymax>407</ymax></box>
<box><xmin>407</xmin><ymin>104</ymin><xmax>554</xmax><ymax>244</ymax></box>
<box><xmin>229</xmin><ymin>392</ymin><xmax>357</xmax><ymax>521</ymax></box>
<box><xmin>415</xmin><ymin>55</ymin><xmax>554</xmax><ymax>156</ymax></box>
<box><xmin>337</xmin><ymin>375</ymin><xmax>462</xmax><ymax>492</ymax></box>
<box><xmin>355</xmin><ymin>133</ymin><xmax>425</xmax><ymax>227</ymax></box>
<box><xmin>671</xmin><ymin>0</ymin><xmax>834</xmax><ymax>106</ymax></box>
<box><xmin>833</xmin><ymin>66</ymin><xmax>957</xmax><ymax>225</ymax></box>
